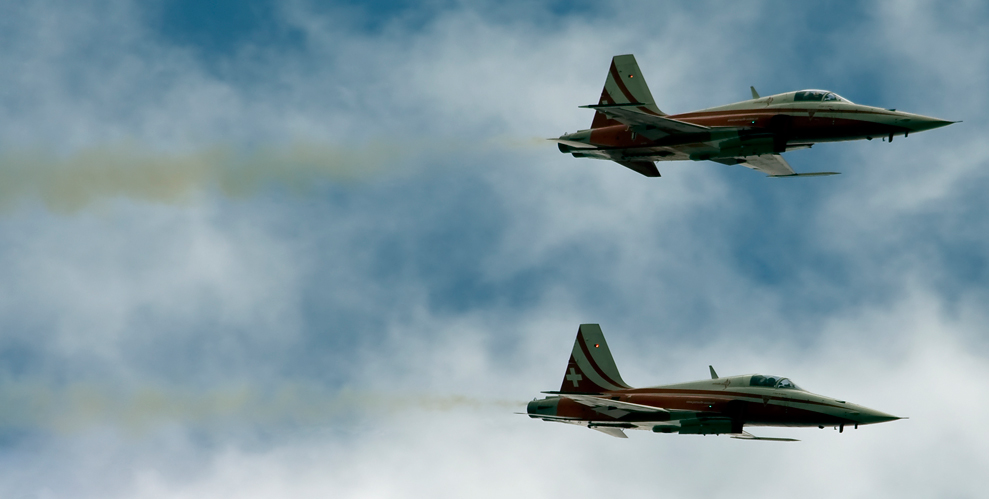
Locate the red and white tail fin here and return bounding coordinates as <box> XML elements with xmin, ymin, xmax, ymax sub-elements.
<box><xmin>591</xmin><ymin>54</ymin><xmax>666</xmax><ymax>129</ymax></box>
<box><xmin>559</xmin><ymin>324</ymin><xmax>632</xmax><ymax>393</ymax></box>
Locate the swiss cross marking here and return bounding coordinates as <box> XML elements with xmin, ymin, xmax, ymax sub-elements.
<box><xmin>566</xmin><ymin>368</ymin><xmax>583</xmax><ymax>387</ymax></box>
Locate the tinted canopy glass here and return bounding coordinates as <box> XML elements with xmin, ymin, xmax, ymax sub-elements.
<box><xmin>794</xmin><ymin>90</ymin><xmax>851</xmax><ymax>103</ymax></box>
<box><xmin>750</xmin><ymin>375</ymin><xmax>802</xmax><ymax>390</ymax></box>
<box><xmin>776</xmin><ymin>378</ymin><xmax>800</xmax><ymax>390</ymax></box>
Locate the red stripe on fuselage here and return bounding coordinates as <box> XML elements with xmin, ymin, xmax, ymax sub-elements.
<box><xmin>668</xmin><ymin>107</ymin><xmax>900</xmax><ymax>130</ymax></box>
<box><xmin>670</xmin><ymin>107</ymin><xmax>897</xmax><ymax>120</ymax></box>
<box><xmin>584</xmin><ymin>108</ymin><xmax>901</xmax><ymax>149</ymax></box>
<box><xmin>553</xmin><ymin>394</ymin><xmax>849</xmax><ymax>426</ymax></box>
<box><xmin>621</xmin><ymin>387</ymin><xmax>848</xmax><ymax>410</ymax></box>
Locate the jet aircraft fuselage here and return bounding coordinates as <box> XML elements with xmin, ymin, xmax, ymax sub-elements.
<box><xmin>527</xmin><ymin>324</ymin><xmax>901</xmax><ymax>440</ymax></box>
<box><xmin>556</xmin><ymin>55</ymin><xmax>955</xmax><ymax>177</ymax></box>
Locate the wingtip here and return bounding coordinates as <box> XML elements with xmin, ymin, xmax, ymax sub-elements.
<box><xmin>731</xmin><ymin>431</ymin><xmax>799</xmax><ymax>441</ymax></box>
<box><xmin>768</xmin><ymin>172</ymin><xmax>841</xmax><ymax>178</ymax></box>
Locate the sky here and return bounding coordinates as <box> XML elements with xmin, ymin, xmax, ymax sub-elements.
<box><xmin>0</xmin><ymin>0</ymin><xmax>987</xmax><ymax>497</ymax></box>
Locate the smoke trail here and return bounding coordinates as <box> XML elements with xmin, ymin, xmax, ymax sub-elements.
<box><xmin>0</xmin><ymin>136</ymin><xmax>546</xmax><ymax>213</ymax></box>
<box><xmin>0</xmin><ymin>381</ymin><xmax>523</xmax><ymax>435</ymax></box>
<box><xmin>0</xmin><ymin>141</ymin><xmax>403</xmax><ymax>213</ymax></box>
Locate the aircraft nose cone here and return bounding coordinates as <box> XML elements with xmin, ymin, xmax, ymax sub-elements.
<box><xmin>906</xmin><ymin>115</ymin><xmax>957</xmax><ymax>132</ymax></box>
<box><xmin>855</xmin><ymin>407</ymin><xmax>902</xmax><ymax>425</ymax></box>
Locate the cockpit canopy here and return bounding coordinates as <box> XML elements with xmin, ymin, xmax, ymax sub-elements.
<box><xmin>749</xmin><ymin>374</ymin><xmax>802</xmax><ymax>390</ymax></box>
<box><xmin>793</xmin><ymin>90</ymin><xmax>852</xmax><ymax>103</ymax></box>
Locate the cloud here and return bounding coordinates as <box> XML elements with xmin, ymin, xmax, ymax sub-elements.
<box><xmin>0</xmin><ymin>1</ymin><xmax>987</xmax><ymax>498</ymax></box>
<box><xmin>5</xmin><ymin>290</ymin><xmax>984</xmax><ymax>499</ymax></box>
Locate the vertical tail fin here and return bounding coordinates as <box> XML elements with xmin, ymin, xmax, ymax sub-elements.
<box><xmin>559</xmin><ymin>324</ymin><xmax>632</xmax><ymax>393</ymax></box>
<box><xmin>591</xmin><ymin>54</ymin><xmax>665</xmax><ymax>129</ymax></box>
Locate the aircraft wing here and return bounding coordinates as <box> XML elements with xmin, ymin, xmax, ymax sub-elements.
<box><xmin>615</xmin><ymin>160</ymin><xmax>660</xmax><ymax>177</ymax></box>
<box><xmin>581</xmin><ymin>104</ymin><xmax>710</xmax><ymax>136</ymax></box>
<box><xmin>714</xmin><ymin>154</ymin><xmax>840</xmax><ymax>177</ymax></box>
<box><xmin>732</xmin><ymin>154</ymin><xmax>796</xmax><ymax>176</ymax></box>
<box><xmin>557</xmin><ymin>394</ymin><xmax>670</xmax><ymax>414</ymax></box>
<box><xmin>590</xmin><ymin>426</ymin><xmax>629</xmax><ymax>438</ymax></box>
<box><xmin>731</xmin><ymin>431</ymin><xmax>799</xmax><ymax>442</ymax></box>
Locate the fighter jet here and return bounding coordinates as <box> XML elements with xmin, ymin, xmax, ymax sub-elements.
<box><xmin>554</xmin><ymin>54</ymin><xmax>955</xmax><ymax>177</ymax></box>
<box><xmin>527</xmin><ymin>324</ymin><xmax>902</xmax><ymax>440</ymax></box>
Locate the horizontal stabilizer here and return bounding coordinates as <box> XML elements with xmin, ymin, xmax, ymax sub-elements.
<box><xmin>731</xmin><ymin>431</ymin><xmax>799</xmax><ymax>442</ymax></box>
<box><xmin>581</xmin><ymin>104</ymin><xmax>709</xmax><ymax>135</ymax></box>
<box><xmin>559</xmin><ymin>394</ymin><xmax>670</xmax><ymax>414</ymax></box>
<box><xmin>584</xmin><ymin>103</ymin><xmax>647</xmax><ymax>108</ymax></box>
<box><xmin>549</xmin><ymin>138</ymin><xmax>598</xmax><ymax>150</ymax></box>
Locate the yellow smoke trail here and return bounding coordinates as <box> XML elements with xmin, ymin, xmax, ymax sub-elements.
<box><xmin>0</xmin><ymin>141</ymin><xmax>402</xmax><ymax>213</ymax></box>
<box><xmin>0</xmin><ymin>136</ymin><xmax>547</xmax><ymax>213</ymax></box>
<box><xmin>0</xmin><ymin>381</ymin><xmax>523</xmax><ymax>435</ymax></box>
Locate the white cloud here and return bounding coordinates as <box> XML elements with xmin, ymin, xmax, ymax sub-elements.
<box><xmin>0</xmin><ymin>1</ymin><xmax>987</xmax><ymax>498</ymax></box>
<box><xmin>8</xmin><ymin>288</ymin><xmax>981</xmax><ymax>499</ymax></box>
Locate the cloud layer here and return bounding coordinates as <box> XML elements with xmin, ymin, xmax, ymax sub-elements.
<box><xmin>0</xmin><ymin>1</ymin><xmax>987</xmax><ymax>498</ymax></box>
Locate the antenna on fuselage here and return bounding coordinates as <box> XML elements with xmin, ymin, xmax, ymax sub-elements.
<box><xmin>750</xmin><ymin>86</ymin><xmax>760</xmax><ymax>99</ymax></box>
<box><xmin>709</xmin><ymin>365</ymin><xmax>719</xmax><ymax>379</ymax></box>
